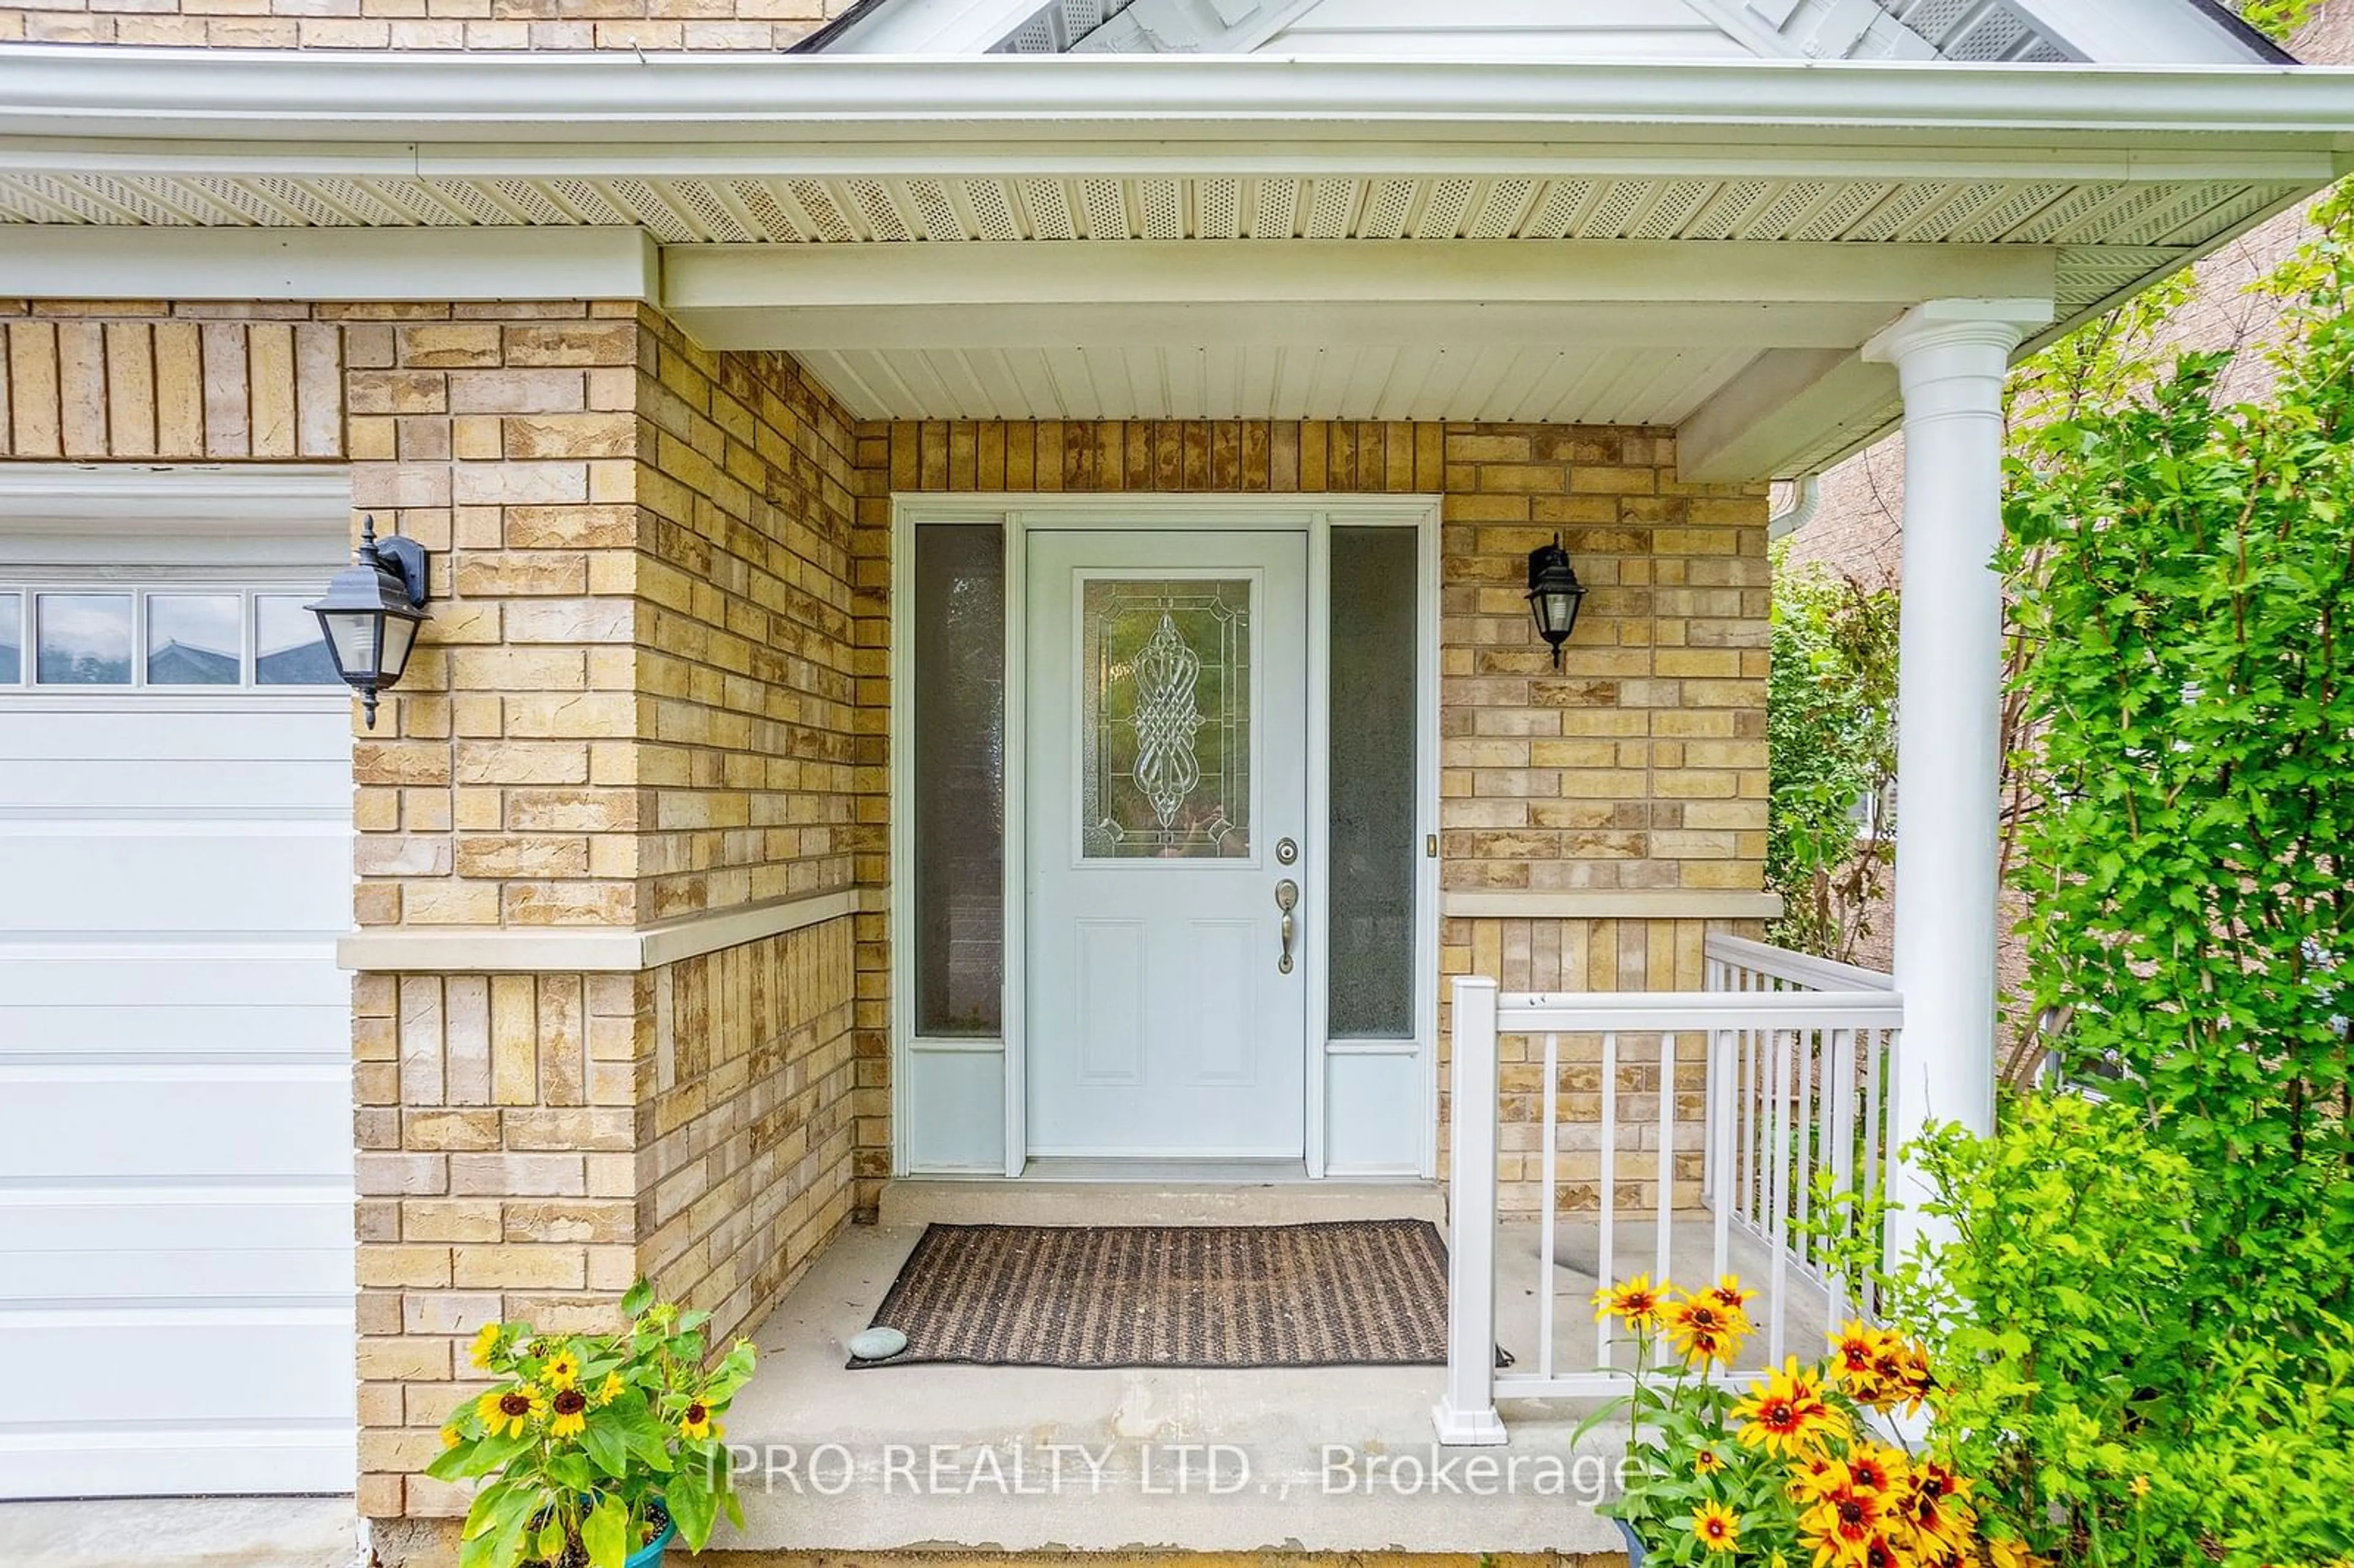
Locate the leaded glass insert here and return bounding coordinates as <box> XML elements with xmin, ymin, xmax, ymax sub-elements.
<box><xmin>1081</xmin><ymin>577</ymin><xmax>1251</xmax><ymax>859</ymax></box>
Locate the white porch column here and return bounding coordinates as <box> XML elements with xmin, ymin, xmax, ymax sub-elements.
<box><xmin>1860</xmin><ymin>298</ymin><xmax>2051</xmax><ymax>1258</ymax></box>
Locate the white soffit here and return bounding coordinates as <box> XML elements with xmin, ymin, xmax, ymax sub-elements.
<box><xmin>0</xmin><ymin>171</ymin><xmax>2310</xmax><ymax>258</ymax></box>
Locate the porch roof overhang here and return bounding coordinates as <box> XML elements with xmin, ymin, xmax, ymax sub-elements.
<box><xmin>3</xmin><ymin>48</ymin><xmax>2351</xmax><ymax>479</ymax></box>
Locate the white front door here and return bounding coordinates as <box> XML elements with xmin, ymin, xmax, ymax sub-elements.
<box><xmin>1026</xmin><ymin>530</ymin><xmax>1308</xmax><ymax>1160</ymax></box>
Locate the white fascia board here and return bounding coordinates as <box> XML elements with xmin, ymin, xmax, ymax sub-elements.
<box><xmin>0</xmin><ymin>224</ymin><xmax>658</xmax><ymax>303</ymax></box>
<box><xmin>1</xmin><ymin>49</ymin><xmax>2350</xmax><ymax>158</ymax></box>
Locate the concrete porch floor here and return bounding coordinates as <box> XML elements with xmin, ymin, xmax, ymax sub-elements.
<box><xmin>710</xmin><ymin>1185</ymin><xmax>1832</xmax><ymax>1557</ymax></box>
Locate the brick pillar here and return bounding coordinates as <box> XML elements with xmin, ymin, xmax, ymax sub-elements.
<box><xmin>346</xmin><ymin>306</ymin><xmax>873</xmax><ymax>1530</ymax></box>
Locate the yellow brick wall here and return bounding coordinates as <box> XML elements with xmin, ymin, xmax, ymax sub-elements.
<box><xmin>0</xmin><ymin>0</ymin><xmax>842</xmax><ymax>48</ymax></box>
<box><xmin>1</xmin><ymin>300</ymin><xmax>345</xmax><ymax>459</ymax></box>
<box><xmin>343</xmin><ymin>308</ymin><xmax>875</xmax><ymax>1520</ymax></box>
<box><xmin>342</xmin><ymin>304</ymin><xmax>880</xmax><ymax>933</ymax></box>
<box><xmin>360</xmin><ymin>919</ymin><xmax>856</xmax><ymax>1520</ymax></box>
<box><xmin>631</xmin><ymin>311</ymin><xmax>874</xmax><ymax>924</ymax></box>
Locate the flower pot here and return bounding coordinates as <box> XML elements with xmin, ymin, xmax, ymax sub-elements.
<box><xmin>1613</xmin><ymin>1517</ymin><xmax>1647</xmax><ymax>1567</ymax></box>
<box><xmin>627</xmin><ymin>1512</ymin><xmax>677</xmax><ymax>1568</ymax></box>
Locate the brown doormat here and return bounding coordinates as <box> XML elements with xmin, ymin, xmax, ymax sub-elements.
<box><xmin>847</xmin><ymin>1219</ymin><xmax>1450</xmax><ymax>1369</ymax></box>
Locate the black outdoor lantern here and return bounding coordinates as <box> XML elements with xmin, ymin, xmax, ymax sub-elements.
<box><xmin>308</xmin><ymin>514</ymin><xmax>431</xmax><ymax>729</ymax></box>
<box><xmin>1525</xmin><ymin>533</ymin><xmax>1587</xmax><ymax>668</ymax></box>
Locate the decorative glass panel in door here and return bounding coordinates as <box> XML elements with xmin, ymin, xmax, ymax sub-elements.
<box><xmin>1080</xmin><ymin>578</ymin><xmax>1251</xmax><ymax>859</ymax></box>
<box><xmin>1028</xmin><ymin>534</ymin><xmax>1308</xmax><ymax>1160</ymax></box>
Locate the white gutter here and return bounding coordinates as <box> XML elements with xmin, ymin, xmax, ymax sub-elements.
<box><xmin>1768</xmin><ymin>474</ymin><xmax>1823</xmax><ymax>540</ymax></box>
<box><xmin>0</xmin><ymin>47</ymin><xmax>2350</xmax><ymax>154</ymax></box>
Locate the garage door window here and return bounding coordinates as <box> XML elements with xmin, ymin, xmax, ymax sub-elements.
<box><xmin>0</xmin><ymin>587</ymin><xmax>341</xmax><ymax>690</ymax></box>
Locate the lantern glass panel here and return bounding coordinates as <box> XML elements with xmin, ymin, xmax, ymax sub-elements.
<box><xmin>320</xmin><ymin>609</ymin><xmax>381</xmax><ymax>680</ymax></box>
<box><xmin>379</xmin><ymin>614</ymin><xmax>419</xmax><ymax>684</ymax></box>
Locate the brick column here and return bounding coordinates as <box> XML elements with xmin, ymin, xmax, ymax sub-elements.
<box><xmin>346</xmin><ymin>305</ymin><xmax>874</xmax><ymax>1529</ymax></box>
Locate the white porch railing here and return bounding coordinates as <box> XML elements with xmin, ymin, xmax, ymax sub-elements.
<box><xmin>1431</xmin><ymin>942</ymin><xmax>1903</xmax><ymax>1445</ymax></box>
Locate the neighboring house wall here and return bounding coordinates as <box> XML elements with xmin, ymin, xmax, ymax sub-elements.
<box><xmin>1780</xmin><ymin>4</ymin><xmax>2351</xmax><ymax>1013</ymax></box>
<box><xmin>867</xmin><ymin>417</ymin><xmax>1772</xmax><ymax>1220</ymax></box>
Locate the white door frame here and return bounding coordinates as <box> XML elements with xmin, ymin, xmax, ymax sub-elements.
<box><xmin>890</xmin><ymin>493</ymin><xmax>1442</xmax><ymax>1181</ymax></box>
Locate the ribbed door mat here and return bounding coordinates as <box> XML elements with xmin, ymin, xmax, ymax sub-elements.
<box><xmin>846</xmin><ymin>1219</ymin><xmax>1450</xmax><ymax>1369</ymax></box>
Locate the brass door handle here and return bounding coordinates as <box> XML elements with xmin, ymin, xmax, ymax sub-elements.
<box><xmin>1275</xmin><ymin>879</ymin><xmax>1298</xmax><ymax>974</ymax></box>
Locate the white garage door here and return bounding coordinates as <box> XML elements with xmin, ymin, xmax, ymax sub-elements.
<box><xmin>0</xmin><ymin>478</ymin><xmax>357</xmax><ymax>1498</ymax></box>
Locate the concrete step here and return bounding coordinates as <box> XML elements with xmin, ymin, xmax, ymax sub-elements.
<box><xmin>0</xmin><ymin>1498</ymin><xmax>362</xmax><ymax>1568</ymax></box>
<box><xmin>878</xmin><ymin>1173</ymin><xmax>1446</xmax><ymax>1228</ymax></box>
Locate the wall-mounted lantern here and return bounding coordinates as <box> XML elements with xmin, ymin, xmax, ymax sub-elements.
<box><xmin>308</xmin><ymin>514</ymin><xmax>430</xmax><ymax>729</ymax></box>
<box><xmin>1525</xmin><ymin>534</ymin><xmax>1587</xmax><ymax>668</ymax></box>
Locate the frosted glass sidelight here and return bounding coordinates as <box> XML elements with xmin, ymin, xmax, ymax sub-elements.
<box><xmin>0</xmin><ymin>594</ymin><xmax>18</xmax><ymax>684</ymax></box>
<box><xmin>914</xmin><ymin>524</ymin><xmax>1007</xmax><ymax>1037</ymax></box>
<box><xmin>36</xmin><ymin>593</ymin><xmax>132</xmax><ymax>685</ymax></box>
<box><xmin>1328</xmin><ymin>528</ymin><xmax>1417</xmax><ymax>1038</ymax></box>
<box><xmin>1081</xmin><ymin>577</ymin><xmax>1252</xmax><ymax>859</ymax></box>
<box><xmin>147</xmin><ymin>595</ymin><xmax>242</xmax><ymax>685</ymax></box>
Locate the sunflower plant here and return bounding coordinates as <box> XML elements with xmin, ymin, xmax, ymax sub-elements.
<box><xmin>430</xmin><ymin>1279</ymin><xmax>756</xmax><ymax>1568</ymax></box>
<box><xmin>1579</xmin><ymin>1275</ymin><xmax>2013</xmax><ymax>1568</ymax></box>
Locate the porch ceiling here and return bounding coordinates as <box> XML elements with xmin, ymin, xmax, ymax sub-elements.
<box><xmin>2</xmin><ymin>50</ymin><xmax>2348</xmax><ymax>476</ymax></box>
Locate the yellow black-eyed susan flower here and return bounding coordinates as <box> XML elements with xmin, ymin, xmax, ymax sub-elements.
<box><xmin>1689</xmin><ymin>1503</ymin><xmax>1740</xmax><ymax>1554</ymax></box>
<box><xmin>1591</xmin><ymin>1274</ymin><xmax>1665</xmax><ymax>1331</ymax></box>
<box><xmin>1732</xmin><ymin>1361</ymin><xmax>1845</xmax><ymax>1458</ymax></box>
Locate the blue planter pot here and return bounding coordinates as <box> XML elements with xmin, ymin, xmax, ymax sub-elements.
<box><xmin>1614</xmin><ymin>1517</ymin><xmax>1648</xmax><ymax>1567</ymax></box>
<box><xmin>626</xmin><ymin>1513</ymin><xmax>677</xmax><ymax>1568</ymax></box>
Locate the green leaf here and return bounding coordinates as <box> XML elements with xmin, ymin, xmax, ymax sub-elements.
<box><xmin>665</xmin><ymin>1471</ymin><xmax>718</xmax><ymax>1551</ymax></box>
<box><xmin>580</xmin><ymin>1415</ymin><xmax>630</xmax><ymax>1480</ymax></box>
<box><xmin>581</xmin><ymin>1495</ymin><xmax>630</xmax><ymax>1568</ymax></box>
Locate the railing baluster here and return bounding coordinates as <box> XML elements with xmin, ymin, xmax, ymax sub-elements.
<box><xmin>1827</xmin><ymin>1026</ymin><xmax>1856</xmax><ymax>1328</ymax></box>
<box><xmin>1656</xmin><ymin>1029</ymin><xmax>1675</xmax><ymax>1286</ymax></box>
<box><xmin>1539</xmin><ymin>1030</ymin><xmax>1558</xmax><ymax>1382</ymax></box>
<box><xmin>1701</xmin><ymin>963</ymin><xmax>1721</xmax><ymax>1207</ymax></box>
<box><xmin>1863</xmin><ymin>1023</ymin><xmax>1887</xmax><ymax>1320</ymax></box>
<box><xmin>1767</xmin><ymin>1023</ymin><xmax>1791</xmax><ymax>1366</ymax></box>
<box><xmin>1742</xmin><ymin>1011</ymin><xmax>1759</xmax><ymax>1230</ymax></box>
<box><xmin>1598</xmin><ymin>1029</ymin><xmax>1618</xmax><ymax>1369</ymax></box>
<box><xmin>1710</xmin><ymin>1025</ymin><xmax>1732</xmax><ymax>1289</ymax></box>
<box><xmin>1794</xmin><ymin>1025</ymin><xmax>1817</xmax><ymax>1271</ymax></box>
